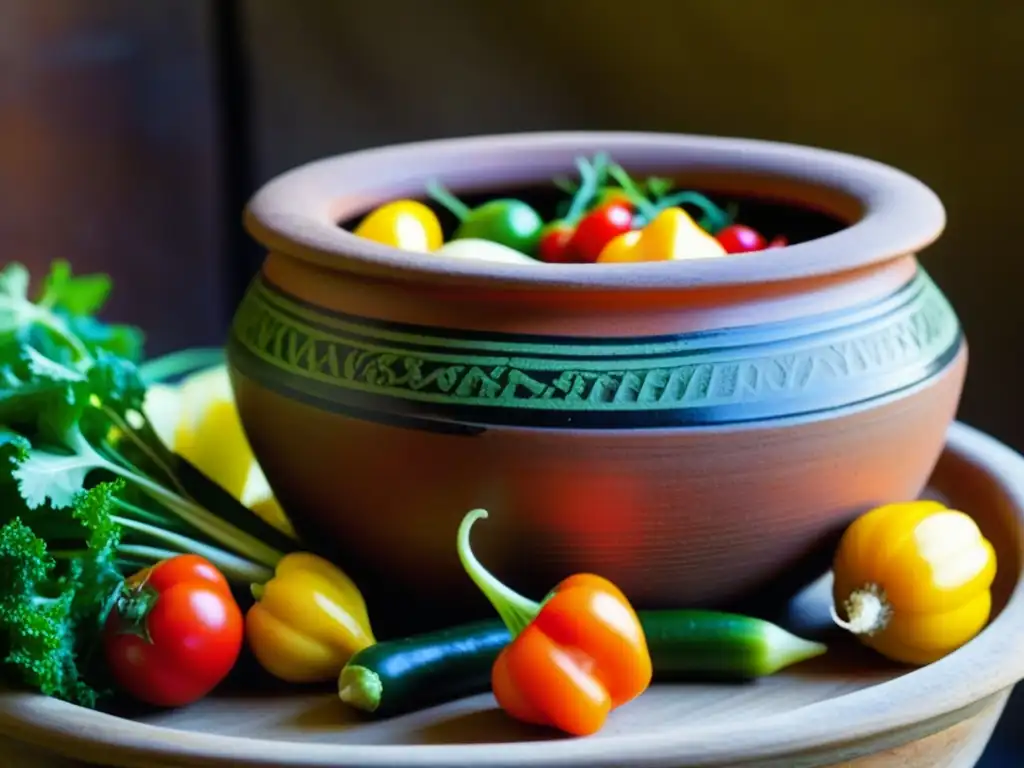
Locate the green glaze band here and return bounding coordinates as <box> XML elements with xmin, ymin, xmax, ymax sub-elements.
<box><xmin>227</xmin><ymin>271</ymin><xmax>962</xmax><ymax>433</ymax></box>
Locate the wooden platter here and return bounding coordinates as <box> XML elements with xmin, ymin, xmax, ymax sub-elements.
<box><xmin>1</xmin><ymin>421</ymin><xmax>1022</xmax><ymax>768</ymax></box>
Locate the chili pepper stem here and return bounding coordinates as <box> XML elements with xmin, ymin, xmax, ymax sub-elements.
<box><xmin>457</xmin><ymin>509</ymin><xmax>541</xmax><ymax>638</ymax></box>
<box><xmin>562</xmin><ymin>157</ymin><xmax>600</xmax><ymax>225</ymax></box>
<box><xmin>830</xmin><ymin>583</ymin><xmax>893</xmax><ymax>636</ymax></box>
<box><xmin>645</xmin><ymin>191</ymin><xmax>732</xmax><ymax>233</ymax></box>
<box><xmin>607</xmin><ymin>164</ymin><xmax>658</xmax><ymax>220</ymax></box>
<box><xmin>425</xmin><ymin>181</ymin><xmax>471</xmax><ymax>221</ymax></box>
<box><xmin>338</xmin><ymin>665</ymin><xmax>383</xmax><ymax>712</ymax></box>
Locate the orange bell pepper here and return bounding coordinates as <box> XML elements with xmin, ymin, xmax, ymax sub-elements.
<box><xmin>457</xmin><ymin>509</ymin><xmax>653</xmax><ymax>736</ymax></box>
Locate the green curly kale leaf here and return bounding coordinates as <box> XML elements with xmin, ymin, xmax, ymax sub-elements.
<box><xmin>0</xmin><ymin>482</ymin><xmax>124</xmax><ymax>707</ymax></box>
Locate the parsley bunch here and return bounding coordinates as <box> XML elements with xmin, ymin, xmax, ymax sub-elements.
<box><xmin>0</xmin><ymin>261</ymin><xmax>297</xmax><ymax>706</ymax></box>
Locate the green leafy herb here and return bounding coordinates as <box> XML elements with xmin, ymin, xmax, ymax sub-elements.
<box><xmin>0</xmin><ymin>260</ymin><xmax>300</xmax><ymax>707</ymax></box>
<box><xmin>0</xmin><ymin>482</ymin><xmax>124</xmax><ymax>707</ymax></box>
<box><xmin>38</xmin><ymin>260</ymin><xmax>113</xmax><ymax>318</ymax></box>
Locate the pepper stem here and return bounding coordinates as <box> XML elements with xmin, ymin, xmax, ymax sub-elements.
<box><xmin>338</xmin><ymin>665</ymin><xmax>383</xmax><ymax>713</ymax></box>
<box><xmin>563</xmin><ymin>156</ymin><xmax>601</xmax><ymax>225</ymax></box>
<box><xmin>457</xmin><ymin>509</ymin><xmax>541</xmax><ymax>638</ymax></box>
<box><xmin>425</xmin><ymin>181</ymin><xmax>471</xmax><ymax>221</ymax></box>
<box><xmin>606</xmin><ymin>163</ymin><xmax>658</xmax><ymax>220</ymax></box>
<box><xmin>830</xmin><ymin>583</ymin><xmax>893</xmax><ymax>636</ymax></box>
<box><xmin>645</xmin><ymin>191</ymin><xmax>732</xmax><ymax>233</ymax></box>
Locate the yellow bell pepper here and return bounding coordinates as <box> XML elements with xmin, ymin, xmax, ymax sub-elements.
<box><xmin>247</xmin><ymin>496</ymin><xmax>294</xmax><ymax>540</ymax></box>
<box><xmin>246</xmin><ymin>552</ymin><xmax>376</xmax><ymax>682</ymax></box>
<box><xmin>831</xmin><ymin>500</ymin><xmax>997</xmax><ymax>666</ymax></box>
<box><xmin>174</xmin><ymin>370</ymin><xmax>252</xmax><ymax>502</ymax></box>
<box><xmin>353</xmin><ymin>200</ymin><xmax>443</xmax><ymax>252</ymax></box>
<box><xmin>142</xmin><ymin>364</ymin><xmax>297</xmax><ymax>538</ymax></box>
<box><xmin>597</xmin><ymin>207</ymin><xmax>726</xmax><ymax>263</ymax></box>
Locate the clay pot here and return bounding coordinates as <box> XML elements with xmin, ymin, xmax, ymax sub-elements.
<box><xmin>230</xmin><ymin>132</ymin><xmax>964</xmax><ymax>635</ymax></box>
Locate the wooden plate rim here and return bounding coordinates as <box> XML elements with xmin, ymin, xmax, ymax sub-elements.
<box><xmin>1</xmin><ymin>421</ymin><xmax>1022</xmax><ymax>767</ymax></box>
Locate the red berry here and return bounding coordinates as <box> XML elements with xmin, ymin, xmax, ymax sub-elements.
<box><xmin>568</xmin><ymin>202</ymin><xmax>634</xmax><ymax>263</ymax></box>
<box><xmin>715</xmin><ymin>224</ymin><xmax>768</xmax><ymax>254</ymax></box>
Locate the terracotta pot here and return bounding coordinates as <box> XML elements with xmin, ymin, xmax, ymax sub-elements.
<box><xmin>230</xmin><ymin>132</ymin><xmax>965</xmax><ymax>635</ymax></box>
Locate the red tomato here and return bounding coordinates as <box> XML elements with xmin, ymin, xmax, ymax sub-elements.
<box><xmin>537</xmin><ymin>221</ymin><xmax>575</xmax><ymax>263</ymax></box>
<box><xmin>767</xmin><ymin>235</ymin><xmax>789</xmax><ymax>249</ymax></box>
<box><xmin>715</xmin><ymin>224</ymin><xmax>768</xmax><ymax>254</ymax></box>
<box><xmin>568</xmin><ymin>202</ymin><xmax>634</xmax><ymax>263</ymax></box>
<box><xmin>104</xmin><ymin>555</ymin><xmax>244</xmax><ymax>707</ymax></box>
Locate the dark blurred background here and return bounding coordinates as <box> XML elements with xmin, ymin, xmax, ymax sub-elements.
<box><xmin>0</xmin><ymin>1</ymin><xmax>1021</xmax><ymax>762</ymax></box>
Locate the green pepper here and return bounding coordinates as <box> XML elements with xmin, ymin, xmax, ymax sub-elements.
<box><xmin>426</xmin><ymin>182</ymin><xmax>543</xmax><ymax>256</ymax></box>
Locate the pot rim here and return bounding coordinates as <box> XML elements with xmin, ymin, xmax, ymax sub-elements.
<box><xmin>243</xmin><ymin>131</ymin><xmax>945</xmax><ymax>291</ymax></box>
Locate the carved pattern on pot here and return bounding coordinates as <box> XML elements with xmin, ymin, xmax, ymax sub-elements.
<box><xmin>227</xmin><ymin>271</ymin><xmax>962</xmax><ymax>430</ymax></box>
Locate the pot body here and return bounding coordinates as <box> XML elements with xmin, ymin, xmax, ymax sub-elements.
<box><xmin>228</xmin><ymin>246</ymin><xmax>965</xmax><ymax>634</ymax></box>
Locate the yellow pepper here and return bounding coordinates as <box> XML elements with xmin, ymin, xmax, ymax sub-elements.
<box><xmin>142</xmin><ymin>365</ymin><xmax>297</xmax><ymax>538</ymax></box>
<box><xmin>597</xmin><ymin>207</ymin><xmax>726</xmax><ymax>263</ymax></box>
<box><xmin>831</xmin><ymin>500</ymin><xmax>997</xmax><ymax>666</ymax></box>
<box><xmin>246</xmin><ymin>552</ymin><xmax>376</xmax><ymax>683</ymax></box>
<box><xmin>353</xmin><ymin>200</ymin><xmax>443</xmax><ymax>252</ymax></box>
<box><xmin>174</xmin><ymin>368</ymin><xmax>252</xmax><ymax>503</ymax></box>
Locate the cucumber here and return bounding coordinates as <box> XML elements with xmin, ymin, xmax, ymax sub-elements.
<box><xmin>338</xmin><ymin>610</ymin><xmax>826</xmax><ymax>718</ymax></box>
<box><xmin>338</xmin><ymin>620</ymin><xmax>511</xmax><ymax>717</ymax></box>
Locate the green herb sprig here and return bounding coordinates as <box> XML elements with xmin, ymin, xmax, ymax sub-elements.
<box><xmin>0</xmin><ymin>260</ymin><xmax>297</xmax><ymax>707</ymax></box>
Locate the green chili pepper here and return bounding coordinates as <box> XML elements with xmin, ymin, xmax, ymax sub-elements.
<box><xmin>339</xmin><ymin>611</ymin><xmax>826</xmax><ymax>718</ymax></box>
<box><xmin>426</xmin><ymin>183</ymin><xmax>544</xmax><ymax>256</ymax></box>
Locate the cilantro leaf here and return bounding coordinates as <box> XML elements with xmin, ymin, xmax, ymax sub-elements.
<box><xmin>0</xmin><ymin>429</ymin><xmax>29</xmax><ymax>465</ymax></box>
<box><xmin>37</xmin><ymin>260</ymin><xmax>112</xmax><ymax>318</ymax></box>
<box><xmin>0</xmin><ymin>262</ymin><xmax>142</xmax><ymax>365</ymax></box>
<box><xmin>0</xmin><ymin>263</ymin><xmax>30</xmax><ymax>299</ymax></box>
<box><xmin>63</xmin><ymin>314</ymin><xmax>145</xmax><ymax>363</ymax></box>
<box><xmin>0</xmin><ymin>430</ymin><xmax>30</xmax><ymax>518</ymax></box>
<box><xmin>0</xmin><ymin>344</ymin><xmax>89</xmax><ymax>444</ymax></box>
<box><xmin>0</xmin><ymin>264</ymin><xmax>36</xmax><ymax>340</ymax></box>
<box><xmin>12</xmin><ymin>445</ymin><xmax>107</xmax><ymax>510</ymax></box>
<box><xmin>0</xmin><ymin>483</ymin><xmax>124</xmax><ymax>707</ymax></box>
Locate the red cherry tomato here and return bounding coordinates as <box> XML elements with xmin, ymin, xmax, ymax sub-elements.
<box><xmin>715</xmin><ymin>224</ymin><xmax>768</xmax><ymax>254</ymax></box>
<box><xmin>568</xmin><ymin>202</ymin><xmax>634</xmax><ymax>263</ymax></box>
<box><xmin>767</xmin><ymin>235</ymin><xmax>788</xmax><ymax>249</ymax></box>
<box><xmin>103</xmin><ymin>555</ymin><xmax>244</xmax><ymax>708</ymax></box>
<box><xmin>538</xmin><ymin>221</ymin><xmax>576</xmax><ymax>263</ymax></box>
